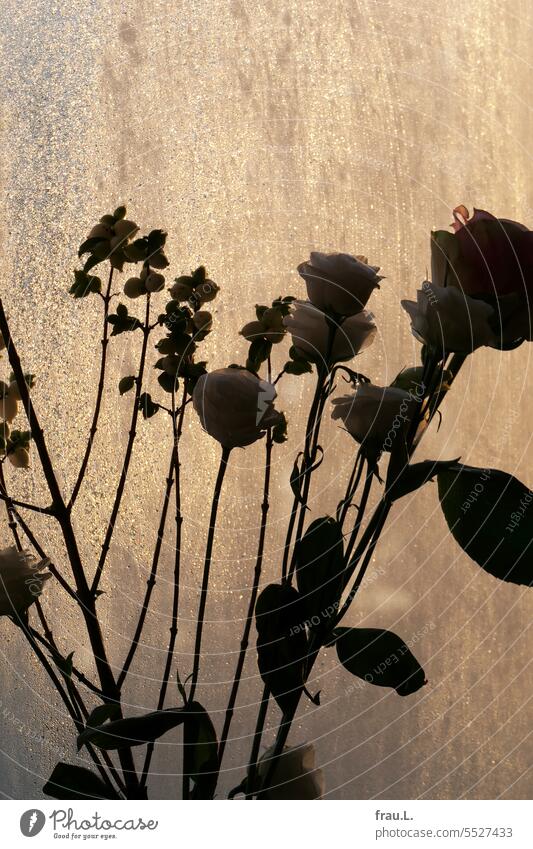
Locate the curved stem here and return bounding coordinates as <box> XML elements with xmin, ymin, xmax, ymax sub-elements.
<box><xmin>91</xmin><ymin>294</ymin><xmax>151</xmax><ymax>596</ymax></box>
<box><xmin>218</xmin><ymin>430</ymin><xmax>272</xmax><ymax>771</ymax></box>
<box><xmin>343</xmin><ymin>462</ymin><xmax>373</xmax><ymax>565</ymax></box>
<box><xmin>69</xmin><ymin>266</ymin><xmax>114</xmax><ymax>509</ymax></box>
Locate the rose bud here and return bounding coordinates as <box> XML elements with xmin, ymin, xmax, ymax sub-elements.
<box><xmin>145</xmin><ymin>272</ymin><xmax>165</xmax><ymax>293</ymax></box>
<box><xmin>192</xmin><ymin>311</ymin><xmax>213</xmax><ymax>333</ymax></box>
<box><xmin>401</xmin><ymin>282</ymin><xmax>496</xmax><ymax>354</ymax></box>
<box><xmin>193</xmin><ymin>367</ymin><xmax>283</xmax><ymax>449</ymax></box>
<box><xmin>169</xmin><ymin>280</ymin><xmax>194</xmax><ymax>302</ymax></box>
<box><xmin>255</xmin><ymin>743</ymin><xmax>324</xmax><ymax>800</ymax></box>
<box><xmin>283</xmin><ymin>300</ymin><xmax>376</xmax><ymax>365</ymax></box>
<box><xmin>113</xmin><ymin>219</ymin><xmax>139</xmax><ymax>241</ymax></box>
<box><xmin>124</xmin><ymin>277</ymin><xmax>146</xmax><ymax>298</ymax></box>
<box><xmin>8</xmin><ymin>446</ymin><xmax>30</xmax><ymax>468</ymax></box>
<box><xmin>331</xmin><ymin>383</ymin><xmax>415</xmax><ymax>456</ymax></box>
<box><xmin>0</xmin><ymin>389</ymin><xmax>18</xmax><ymax>422</ymax></box>
<box><xmin>0</xmin><ymin>547</ymin><xmax>51</xmax><ymax>615</ymax></box>
<box><xmin>298</xmin><ymin>251</ymin><xmax>381</xmax><ymax>316</ymax></box>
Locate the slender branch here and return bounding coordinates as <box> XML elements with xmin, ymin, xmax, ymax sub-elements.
<box><xmin>343</xmin><ymin>461</ymin><xmax>373</xmax><ymax>565</ymax></box>
<box><xmin>0</xmin><ymin>490</ymin><xmax>53</xmax><ymax>514</ymax></box>
<box><xmin>218</xmin><ymin>429</ymin><xmax>273</xmax><ymax>770</ymax></box>
<box><xmin>117</xmin><ymin>452</ymin><xmax>174</xmax><ymax>689</ymax></box>
<box><xmin>0</xmin><ymin>299</ymin><xmax>140</xmax><ymax>795</ymax></box>
<box><xmin>91</xmin><ymin>294</ymin><xmax>152</xmax><ymax>596</ymax></box>
<box><xmin>188</xmin><ymin>445</ymin><xmax>231</xmax><ymax>703</ymax></box>
<box><xmin>245</xmin><ymin>683</ymin><xmax>270</xmax><ymax>798</ymax></box>
<box><xmin>69</xmin><ymin>267</ymin><xmax>114</xmax><ymax>508</ymax></box>
<box><xmin>338</xmin><ymin>449</ymin><xmax>364</xmax><ymax>527</ymax></box>
<box><xmin>141</xmin><ymin>381</ymin><xmax>188</xmax><ymax>789</ymax></box>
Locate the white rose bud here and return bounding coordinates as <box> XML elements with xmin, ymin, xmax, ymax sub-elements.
<box><xmin>193</xmin><ymin>367</ymin><xmax>283</xmax><ymax>449</ymax></box>
<box><xmin>145</xmin><ymin>272</ymin><xmax>165</xmax><ymax>293</ymax></box>
<box><xmin>401</xmin><ymin>282</ymin><xmax>496</xmax><ymax>354</ymax></box>
<box><xmin>8</xmin><ymin>446</ymin><xmax>30</xmax><ymax>468</ymax></box>
<box><xmin>124</xmin><ymin>277</ymin><xmax>146</xmax><ymax>299</ymax></box>
<box><xmin>255</xmin><ymin>743</ymin><xmax>324</xmax><ymax>800</ymax></box>
<box><xmin>0</xmin><ymin>389</ymin><xmax>18</xmax><ymax>422</ymax></box>
<box><xmin>298</xmin><ymin>251</ymin><xmax>381</xmax><ymax>316</ymax></box>
<box><xmin>0</xmin><ymin>547</ymin><xmax>51</xmax><ymax>616</ymax></box>
<box><xmin>331</xmin><ymin>383</ymin><xmax>415</xmax><ymax>455</ymax></box>
<box><xmin>283</xmin><ymin>300</ymin><xmax>376</xmax><ymax>365</ymax></box>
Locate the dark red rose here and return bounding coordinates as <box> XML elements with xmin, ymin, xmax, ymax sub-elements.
<box><xmin>431</xmin><ymin>206</ymin><xmax>533</xmax><ymax>346</ymax></box>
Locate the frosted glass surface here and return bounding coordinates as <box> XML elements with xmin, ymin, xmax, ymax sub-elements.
<box><xmin>0</xmin><ymin>0</ymin><xmax>531</xmax><ymax>799</ymax></box>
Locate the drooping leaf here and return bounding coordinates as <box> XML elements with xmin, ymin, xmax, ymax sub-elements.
<box><xmin>86</xmin><ymin>703</ymin><xmax>121</xmax><ymax>728</ymax></box>
<box><xmin>295</xmin><ymin>516</ymin><xmax>344</xmax><ymax>637</ymax></box>
<box><xmin>388</xmin><ymin>458</ymin><xmax>460</xmax><ymax>501</ymax></box>
<box><xmin>334</xmin><ymin>627</ymin><xmax>426</xmax><ymax>696</ymax></box>
<box><xmin>438</xmin><ymin>464</ymin><xmax>533</xmax><ymax>586</ymax></box>
<box><xmin>255</xmin><ymin>584</ymin><xmax>308</xmax><ymax>715</ymax></box>
<box><xmin>43</xmin><ymin>762</ymin><xmax>119</xmax><ymax>800</ymax></box>
<box><xmin>183</xmin><ymin>703</ymin><xmax>218</xmax><ymax>800</ymax></box>
<box><xmin>77</xmin><ymin>705</ymin><xmax>200</xmax><ymax>750</ymax></box>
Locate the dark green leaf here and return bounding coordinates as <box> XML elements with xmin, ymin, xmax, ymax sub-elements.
<box><xmin>86</xmin><ymin>704</ymin><xmax>121</xmax><ymax>728</ymax></box>
<box><xmin>118</xmin><ymin>375</ymin><xmax>136</xmax><ymax>395</ymax></box>
<box><xmin>107</xmin><ymin>304</ymin><xmax>142</xmax><ymax>336</ymax></box>
<box><xmin>83</xmin><ymin>254</ymin><xmax>104</xmax><ymax>274</ymax></box>
<box><xmin>255</xmin><ymin>584</ymin><xmax>308</xmax><ymax>715</ymax></box>
<box><xmin>157</xmin><ymin>372</ymin><xmax>178</xmax><ymax>393</ymax></box>
<box><xmin>272</xmin><ymin>412</ymin><xmax>288</xmax><ymax>444</ymax></box>
<box><xmin>295</xmin><ymin>517</ymin><xmax>344</xmax><ymax>636</ymax></box>
<box><xmin>183</xmin><ymin>703</ymin><xmax>218</xmax><ymax>800</ymax></box>
<box><xmin>43</xmin><ymin>762</ymin><xmax>119</xmax><ymax>800</ymax></box>
<box><xmin>113</xmin><ymin>205</ymin><xmax>126</xmax><ymax>220</ymax></box>
<box><xmin>388</xmin><ymin>458</ymin><xmax>460</xmax><ymax>501</ymax></box>
<box><xmin>438</xmin><ymin>464</ymin><xmax>533</xmax><ymax>586</ymax></box>
<box><xmin>139</xmin><ymin>392</ymin><xmax>159</xmax><ymax>419</ymax></box>
<box><xmin>284</xmin><ymin>359</ymin><xmax>312</xmax><ymax>376</ymax></box>
<box><xmin>334</xmin><ymin>627</ymin><xmax>427</xmax><ymax>696</ymax></box>
<box><xmin>69</xmin><ymin>270</ymin><xmax>101</xmax><ymax>299</ymax></box>
<box><xmin>78</xmin><ymin>706</ymin><xmax>189</xmax><ymax>750</ymax></box>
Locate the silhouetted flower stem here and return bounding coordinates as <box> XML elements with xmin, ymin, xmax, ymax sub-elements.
<box><xmin>0</xmin><ymin>299</ymin><xmax>140</xmax><ymax>797</ymax></box>
<box><xmin>69</xmin><ymin>266</ymin><xmax>114</xmax><ymax>509</ymax></box>
<box><xmin>245</xmin><ymin>682</ymin><xmax>270</xmax><ymax>797</ymax></box>
<box><xmin>117</xmin><ymin>449</ymin><xmax>175</xmax><ymax>689</ymax></box>
<box><xmin>91</xmin><ymin>294</ymin><xmax>152</xmax><ymax>596</ymax></box>
<box><xmin>218</xmin><ymin>428</ymin><xmax>273</xmax><ymax>771</ymax></box>
<box><xmin>189</xmin><ymin>445</ymin><xmax>232</xmax><ymax>703</ymax></box>
<box><xmin>141</xmin><ymin>382</ymin><xmax>188</xmax><ymax>790</ymax></box>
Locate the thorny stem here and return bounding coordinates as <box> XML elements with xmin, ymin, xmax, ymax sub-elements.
<box><xmin>141</xmin><ymin>382</ymin><xmax>188</xmax><ymax>789</ymax></box>
<box><xmin>218</xmin><ymin>429</ymin><xmax>273</xmax><ymax>771</ymax></box>
<box><xmin>69</xmin><ymin>266</ymin><xmax>114</xmax><ymax>509</ymax></box>
<box><xmin>91</xmin><ymin>294</ymin><xmax>152</xmax><ymax>596</ymax></box>
<box><xmin>0</xmin><ymin>299</ymin><xmax>140</xmax><ymax>796</ymax></box>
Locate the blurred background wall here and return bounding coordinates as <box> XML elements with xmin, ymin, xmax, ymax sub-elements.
<box><xmin>0</xmin><ymin>0</ymin><xmax>531</xmax><ymax>799</ymax></box>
